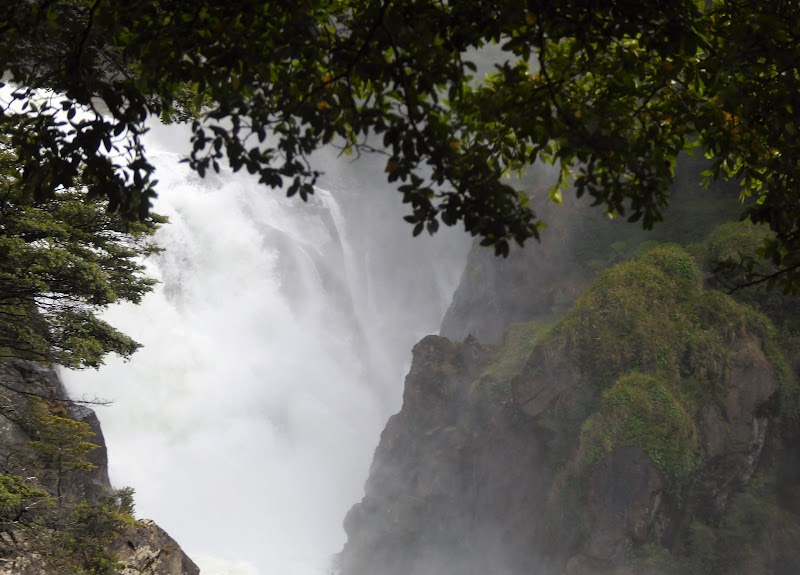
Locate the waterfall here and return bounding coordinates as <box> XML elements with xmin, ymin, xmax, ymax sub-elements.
<box><xmin>62</xmin><ymin>125</ymin><xmax>469</xmax><ymax>575</ymax></box>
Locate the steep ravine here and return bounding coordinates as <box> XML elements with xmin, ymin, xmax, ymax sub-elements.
<box><xmin>339</xmin><ymin>227</ymin><xmax>800</xmax><ymax>575</ymax></box>
<box><xmin>0</xmin><ymin>359</ymin><xmax>198</xmax><ymax>575</ymax></box>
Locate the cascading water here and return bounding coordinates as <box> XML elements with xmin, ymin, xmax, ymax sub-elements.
<box><xmin>62</xmin><ymin>125</ymin><xmax>470</xmax><ymax>574</ymax></box>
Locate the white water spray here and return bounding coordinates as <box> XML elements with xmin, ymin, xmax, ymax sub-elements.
<box><xmin>63</xmin><ymin>127</ymin><xmax>469</xmax><ymax>574</ymax></box>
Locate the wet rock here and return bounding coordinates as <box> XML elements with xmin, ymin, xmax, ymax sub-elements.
<box><xmin>113</xmin><ymin>519</ymin><xmax>200</xmax><ymax>575</ymax></box>
<box><xmin>566</xmin><ymin>447</ymin><xmax>665</xmax><ymax>574</ymax></box>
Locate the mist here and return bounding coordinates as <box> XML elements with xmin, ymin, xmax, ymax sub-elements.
<box><xmin>62</xmin><ymin>124</ymin><xmax>470</xmax><ymax>574</ymax></box>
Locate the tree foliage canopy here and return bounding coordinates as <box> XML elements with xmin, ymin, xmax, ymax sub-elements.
<box><xmin>0</xmin><ymin>139</ymin><xmax>161</xmax><ymax>368</ymax></box>
<box><xmin>1</xmin><ymin>0</ymin><xmax>800</xmax><ymax>284</ymax></box>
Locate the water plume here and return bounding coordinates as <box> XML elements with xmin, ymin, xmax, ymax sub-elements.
<box><xmin>64</xmin><ymin>127</ymin><xmax>469</xmax><ymax>574</ymax></box>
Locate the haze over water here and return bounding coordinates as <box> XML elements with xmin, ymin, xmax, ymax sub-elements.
<box><xmin>64</xmin><ymin>126</ymin><xmax>470</xmax><ymax>574</ymax></box>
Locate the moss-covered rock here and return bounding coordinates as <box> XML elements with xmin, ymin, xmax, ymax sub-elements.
<box><xmin>469</xmin><ymin>320</ymin><xmax>553</xmax><ymax>404</ymax></box>
<box><xmin>513</xmin><ymin>245</ymin><xmax>776</xmax><ymax>427</ymax></box>
<box><xmin>341</xmin><ymin>235</ymin><xmax>800</xmax><ymax>575</ymax></box>
<box><xmin>701</xmin><ymin>220</ymin><xmax>800</xmax><ymax>336</ymax></box>
<box><xmin>0</xmin><ymin>360</ymin><xmax>199</xmax><ymax>575</ymax></box>
<box><xmin>580</xmin><ymin>373</ymin><xmax>698</xmax><ymax>482</ymax></box>
<box><xmin>510</xmin><ymin>244</ymin><xmax>790</xmax><ymax>574</ymax></box>
<box><xmin>549</xmin><ymin>244</ymin><xmax>766</xmax><ymax>384</ymax></box>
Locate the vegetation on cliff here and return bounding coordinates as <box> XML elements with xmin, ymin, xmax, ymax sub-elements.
<box><xmin>7</xmin><ymin>486</ymin><xmax>139</xmax><ymax>575</ymax></box>
<box><xmin>366</xmin><ymin>231</ymin><xmax>800</xmax><ymax>575</ymax></box>
<box><xmin>3</xmin><ymin>2</ymin><xmax>800</xmax><ymax>572</ymax></box>
<box><xmin>581</xmin><ymin>373</ymin><xmax>698</xmax><ymax>482</ymax></box>
<box><xmin>517</xmin><ymin>242</ymin><xmax>798</xmax><ymax>482</ymax></box>
<box><xmin>633</xmin><ymin>467</ymin><xmax>800</xmax><ymax>575</ymax></box>
<box><xmin>470</xmin><ymin>320</ymin><xmax>553</xmax><ymax>403</ymax></box>
<box><xmin>552</xmin><ymin>245</ymin><xmax>765</xmax><ymax>384</ymax></box>
<box><xmin>0</xmin><ymin>410</ymin><xmax>138</xmax><ymax>574</ymax></box>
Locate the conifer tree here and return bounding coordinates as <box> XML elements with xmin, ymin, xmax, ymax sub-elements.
<box><xmin>0</xmin><ymin>141</ymin><xmax>163</xmax><ymax>367</ymax></box>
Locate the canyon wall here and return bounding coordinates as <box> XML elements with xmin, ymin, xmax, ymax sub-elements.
<box><xmin>340</xmin><ymin>185</ymin><xmax>800</xmax><ymax>575</ymax></box>
<box><xmin>0</xmin><ymin>359</ymin><xmax>198</xmax><ymax>575</ymax></box>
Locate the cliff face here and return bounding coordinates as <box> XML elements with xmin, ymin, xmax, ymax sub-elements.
<box><xmin>339</xmin><ymin>334</ymin><xmax>557</xmax><ymax>575</ymax></box>
<box><xmin>0</xmin><ymin>359</ymin><xmax>198</xmax><ymax>575</ymax></box>
<box><xmin>339</xmin><ymin>238</ymin><xmax>800</xmax><ymax>575</ymax></box>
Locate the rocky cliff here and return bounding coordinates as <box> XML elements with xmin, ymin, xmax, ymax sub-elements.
<box><xmin>339</xmin><ymin>229</ymin><xmax>800</xmax><ymax>575</ymax></box>
<box><xmin>0</xmin><ymin>359</ymin><xmax>199</xmax><ymax>575</ymax></box>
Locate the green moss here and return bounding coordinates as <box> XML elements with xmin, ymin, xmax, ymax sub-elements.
<box><xmin>702</xmin><ymin>221</ymin><xmax>800</xmax><ymax>334</ymax></box>
<box><xmin>699</xmin><ymin>221</ymin><xmax>800</xmax><ymax>420</ymax></box>
<box><xmin>642</xmin><ymin>243</ymin><xmax>704</xmax><ymax>290</ymax></box>
<box><xmin>764</xmin><ymin>338</ymin><xmax>800</xmax><ymax>422</ymax></box>
<box><xmin>533</xmin><ymin>243</ymin><xmax>794</xmax><ymax>488</ymax></box>
<box><xmin>550</xmin><ymin>245</ymin><xmax>722</xmax><ymax>386</ymax></box>
<box><xmin>518</xmin><ymin>231</ymin><xmax>800</xmax><ymax>570</ymax></box>
<box><xmin>632</xmin><ymin>543</ymin><xmax>684</xmax><ymax>575</ymax></box>
<box><xmin>694</xmin><ymin>289</ymin><xmax>770</xmax><ymax>337</ymax></box>
<box><xmin>705</xmin><ymin>221</ymin><xmax>772</xmax><ymax>266</ymax></box>
<box><xmin>543</xmin><ymin>244</ymin><xmax>775</xmax><ymax>393</ymax></box>
<box><xmin>676</xmin><ymin>473</ymin><xmax>800</xmax><ymax>575</ymax></box>
<box><xmin>485</xmin><ymin>320</ymin><xmax>552</xmax><ymax>381</ymax></box>
<box><xmin>580</xmin><ymin>373</ymin><xmax>699</xmax><ymax>481</ymax></box>
<box><xmin>470</xmin><ymin>320</ymin><xmax>553</xmax><ymax>403</ymax></box>
<box><xmin>622</xmin><ymin>472</ymin><xmax>800</xmax><ymax>575</ymax></box>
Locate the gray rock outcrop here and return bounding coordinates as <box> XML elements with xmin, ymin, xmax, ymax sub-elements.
<box><xmin>0</xmin><ymin>359</ymin><xmax>198</xmax><ymax>575</ymax></box>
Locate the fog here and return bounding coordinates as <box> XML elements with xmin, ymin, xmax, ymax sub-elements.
<box><xmin>63</xmin><ymin>124</ymin><xmax>470</xmax><ymax>574</ymax></box>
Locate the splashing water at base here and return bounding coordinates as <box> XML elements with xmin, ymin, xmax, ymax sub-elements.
<box><xmin>63</xmin><ymin>128</ymin><xmax>468</xmax><ymax>574</ymax></box>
